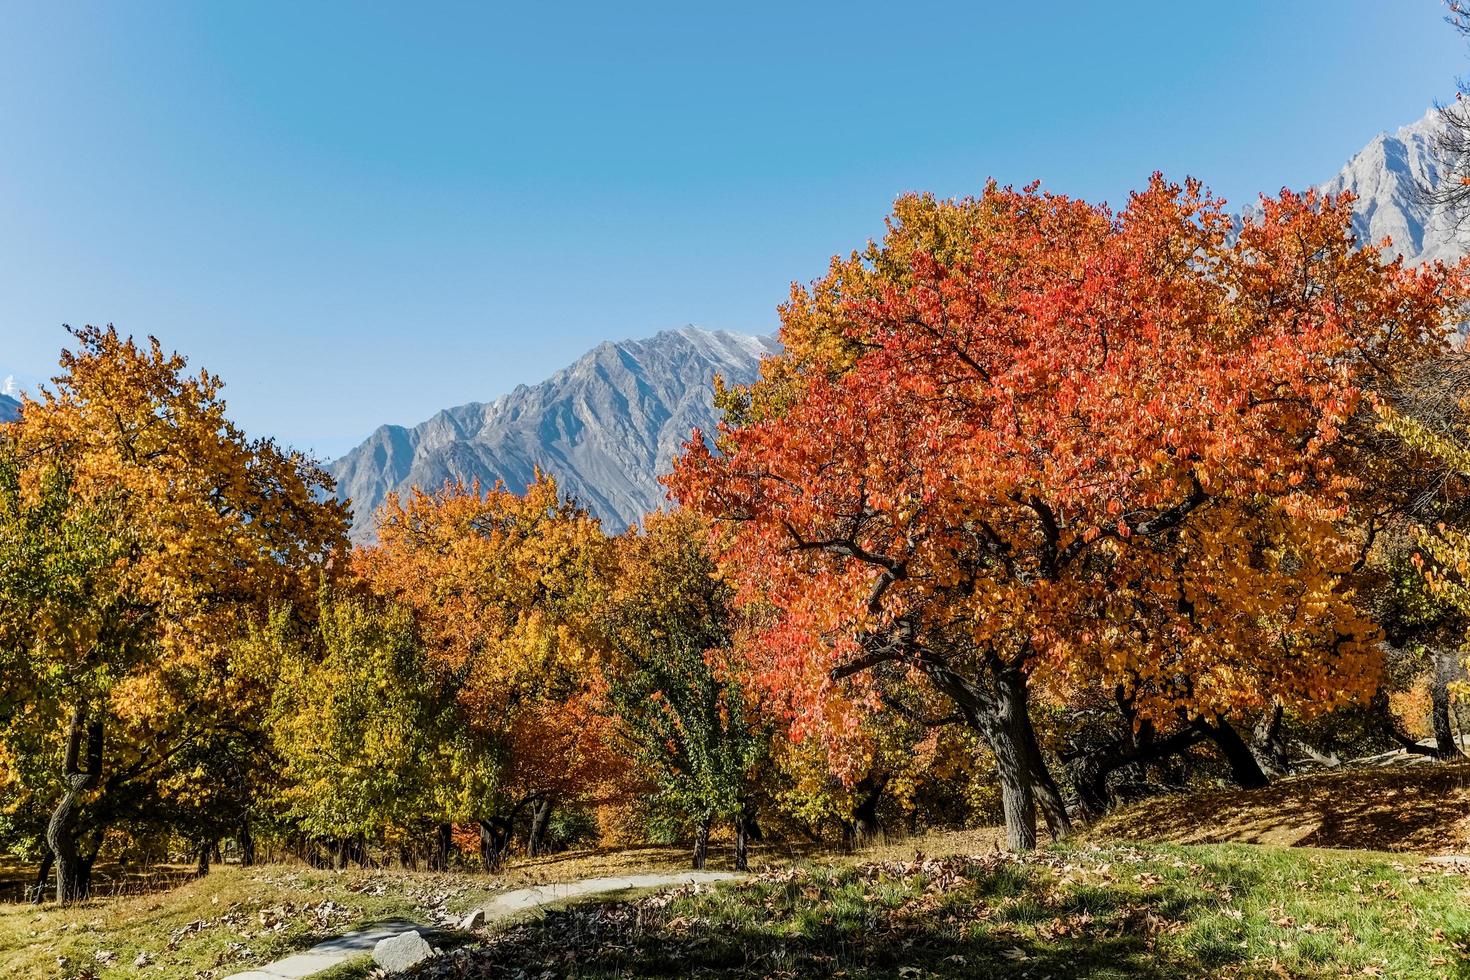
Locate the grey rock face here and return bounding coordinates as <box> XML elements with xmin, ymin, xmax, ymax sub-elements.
<box><xmin>372</xmin><ymin>930</ymin><xmax>434</xmax><ymax>973</ymax></box>
<box><xmin>330</xmin><ymin>326</ymin><xmax>780</xmax><ymax>543</ymax></box>
<box><xmin>1309</xmin><ymin>106</ymin><xmax>1466</xmax><ymax>265</ymax></box>
<box><xmin>0</xmin><ymin>394</ymin><xmax>19</xmax><ymax>424</ymax></box>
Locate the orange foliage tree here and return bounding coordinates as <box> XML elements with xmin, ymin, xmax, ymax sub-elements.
<box><xmin>354</xmin><ymin>474</ymin><xmax>621</xmax><ymax>868</ymax></box>
<box><xmin>671</xmin><ymin>177</ymin><xmax>1464</xmax><ymax>851</ymax></box>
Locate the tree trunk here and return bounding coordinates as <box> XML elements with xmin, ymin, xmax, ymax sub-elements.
<box><xmin>734</xmin><ymin>813</ymin><xmax>749</xmax><ymax>872</ymax></box>
<box><xmin>1431</xmin><ymin>651</ymin><xmax>1463</xmax><ymax>759</ymax></box>
<box><xmin>1068</xmin><ymin>722</ymin><xmax>1208</xmax><ymax>821</ymax></box>
<box><xmin>478</xmin><ymin>818</ymin><xmax>512</xmax><ymax>872</ymax></box>
<box><xmin>1250</xmin><ymin>703</ymin><xmax>1290</xmax><ymax>778</ymax></box>
<box><xmin>239</xmin><ymin>821</ymin><xmax>256</xmax><ymax>868</ymax></box>
<box><xmin>197</xmin><ymin>842</ymin><xmax>212</xmax><ymax>877</ymax></box>
<box><xmin>1069</xmin><ymin>750</ymin><xmax>1110</xmax><ymax>822</ymax></box>
<box><xmin>849</xmin><ymin>772</ymin><xmax>887</xmax><ymax>849</ymax></box>
<box><xmin>1021</xmin><ymin>708</ymin><xmax>1073</xmax><ymax>840</ymax></box>
<box><xmin>919</xmin><ymin>659</ymin><xmax>1038</xmax><ymax>852</ymax></box>
<box><xmin>30</xmin><ymin>849</ymin><xmax>54</xmax><ymax>904</ymax></box>
<box><xmin>987</xmin><ymin>711</ymin><xmax>1038</xmax><ymax>851</ymax></box>
<box><xmin>525</xmin><ymin>798</ymin><xmax>553</xmax><ymax>857</ymax></box>
<box><xmin>1202</xmin><ymin>717</ymin><xmax>1270</xmax><ymax>789</ymax></box>
<box><xmin>741</xmin><ymin>801</ymin><xmax>765</xmax><ymax>844</ymax></box>
<box><xmin>48</xmin><ymin>707</ymin><xmax>104</xmax><ymax>904</ymax></box>
<box><xmin>77</xmin><ymin>847</ymin><xmax>97</xmax><ymax>899</ymax></box>
<box><xmin>428</xmin><ymin>823</ymin><xmax>453</xmax><ymax>871</ymax></box>
<box><xmin>692</xmin><ymin>814</ymin><xmax>711</xmax><ymax>870</ymax></box>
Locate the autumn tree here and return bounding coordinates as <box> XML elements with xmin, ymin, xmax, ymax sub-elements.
<box><xmin>600</xmin><ymin>512</ymin><xmax>767</xmax><ymax>870</ymax></box>
<box><xmin>355</xmin><ymin>474</ymin><xmax>621</xmax><ymax>870</ymax></box>
<box><xmin>1378</xmin><ymin>374</ymin><xmax>1470</xmax><ymax>754</ymax></box>
<box><xmin>0</xmin><ymin>326</ymin><xmax>347</xmax><ymax>900</ymax></box>
<box><xmin>261</xmin><ymin>597</ymin><xmax>464</xmax><ymax>866</ymax></box>
<box><xmin>672</xmin><ymin>178</ymin><xmax>1464</xmax><ymax>851</ymax></box>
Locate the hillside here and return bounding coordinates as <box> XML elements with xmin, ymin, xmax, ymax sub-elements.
<box><xmin>1090</xmin><ymin>763</ymin><xmax>1470</xmax><ymax>854</ymax></box>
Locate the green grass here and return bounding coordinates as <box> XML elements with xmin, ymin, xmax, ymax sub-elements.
<box><xmin>0</xmin><ymin>865</ymin><xmax>499</xmax><ymax>980</ymax></box>
<box><xmin>423</xmin><ymin>843</ymin><xmax>1470</xmax><ymax>978</ymax></box>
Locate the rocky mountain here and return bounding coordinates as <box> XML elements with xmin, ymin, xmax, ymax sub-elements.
<box><xmin>1315</xmin><ymin>105</ymin><xmax>1468</xmax><ymax>265</ymax></box>
<box><xmin>0</xmin><ymin>394</ymin><xmax>19</xmax><ymax>424</ymax></box>
<box><xmin>330</xmin><ymin>326</ymin><xmax>779</xmax><ymax>543</ymax></box>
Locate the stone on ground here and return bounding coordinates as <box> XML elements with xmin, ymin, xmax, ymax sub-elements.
<box><xmin>460</xmin><ymin>908</ymin><xmax>486</xmax><ymax>930</ymax></box>
<box><xmin>373</xmin><ymin>930</ymin><xmax>435</xmax><ymax>973</ymax></box>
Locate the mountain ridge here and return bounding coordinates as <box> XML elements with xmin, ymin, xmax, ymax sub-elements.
<box><xmin>1313</xmin><ymin>105</ymin><xmax>1466</xmax><ymax>264</ymax></box>
<box><xmin>329</xmin><ymin>326</ymin><xmax>778</xmax><ymax>543</ymax></box>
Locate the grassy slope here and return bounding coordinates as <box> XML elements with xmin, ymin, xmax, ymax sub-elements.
<box><xmin>406</xmin><ymin>844</ymin><xmax>1470</xmax><ymax>979</ymax></box>
<box><xmin>1089</xmin><ymin>762</ymin><xmax>1470</xmax><ymax>853</ymax></box>
<box><xmin>0</xmin><ymin>865</ymin><xmax>499</xmax><ymax>980</ymax></box>
<box><xmin>7</xmin><ymin>766</ymin><xmax>1470</xmax><ymax>978</ymax></box>
<box><xmin>0</xmin><ymin>843</ymin><xmax>752</xmax><ymax>979</ymax></box>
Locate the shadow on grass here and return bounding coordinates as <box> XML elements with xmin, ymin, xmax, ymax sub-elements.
<box><xmin>418</xmin><ymin>860</ymin><xmax>1267</xmax><ymax>979</ymax></box>
<box><xmin>1092</xmin><ymin>763</ymin><xmax>1470</xmax><ymax>853</ymax></box>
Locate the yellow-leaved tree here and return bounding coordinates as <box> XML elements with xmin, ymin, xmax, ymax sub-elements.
<box><xmin>0</xmin><ymin>326</ymin><xmax>347</xmax><ymax>901</ymax></box>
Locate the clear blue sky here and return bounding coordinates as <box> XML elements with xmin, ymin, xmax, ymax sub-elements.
<box><xmin>0</xmin><ymin>1</ymin><xmax>1464</xmax><ymax>458</ymax></box>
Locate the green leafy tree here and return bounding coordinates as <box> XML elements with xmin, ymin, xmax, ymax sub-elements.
<box><xmin>264</xmin><ymin>597</ymin><xmax>466</xmax><ymax>865</ymax></box>
<box><xmin>602</xmin><ymin>512</ymin><xmax>767</xmax><ymax>870</ymax></box>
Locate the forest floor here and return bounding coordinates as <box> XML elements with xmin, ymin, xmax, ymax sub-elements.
<box><xmin>3</xmin><ymin>765</ymin><xmax>1469</xmax><ymax>979</ymax></box>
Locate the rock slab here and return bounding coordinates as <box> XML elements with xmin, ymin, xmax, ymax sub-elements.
<box><xmin>373</xmin><ymin>930</ymin><xmax>434</xmax><ymax>973</ymax></box>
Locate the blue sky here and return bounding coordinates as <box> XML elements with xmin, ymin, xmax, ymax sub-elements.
<box><xmin>0</xmin><ymin>1</ymin><xmax>1464</xmax><ymax>458</ymax></box>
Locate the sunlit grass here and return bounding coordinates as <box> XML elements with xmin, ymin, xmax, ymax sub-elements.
<box><xmin>439</xmin><ymin>843</ymin><xmax>1470</xmax><ymax>978</ymax></box>
<box><xmin>0</xmin><ymin>865</ymin><xmax>499</xmax><ymax>980</ymax></box>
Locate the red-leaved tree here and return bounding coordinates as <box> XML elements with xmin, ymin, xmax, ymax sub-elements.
<box><xmin>670</xmin><ymin>176</ymin><xmax>1463</xmax><ymax>850</ymax></box>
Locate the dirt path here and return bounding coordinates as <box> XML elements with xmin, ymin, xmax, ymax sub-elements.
<box><xmin>225</xmin><ymin>870</ymin><xmax>740</xmax><ymax>979</ymax></box>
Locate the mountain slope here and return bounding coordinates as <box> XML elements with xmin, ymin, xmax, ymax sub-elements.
<box><xmin>0</xmin><ymin>394</ymin><xmax>19</xmax><ymax>424</ymax></box>
<box><xmin>330</xmin><ymin>326</ymin><xmax>779</xmax><ymax>542</ymax></box>
<box><xmin>1316</xmin><ymin>105</ymin><xmax>1467</xmax><ymax>264</ymax></box>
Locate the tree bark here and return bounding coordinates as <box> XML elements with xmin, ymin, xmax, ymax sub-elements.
<box><xmin>1068</xmin><ymin>722</ymin><xmax>1208</xmax><ymax>821</ymax></box>
<box><xmin>987</xmin><ymin>706</ymin><xmax>1038</xmax><ymax>852</ymax></box>
<box><xmin>429</xmin><ymin>822</ymin><xmax>454</xmax><ymax>872</ymax></box>
<box><xmin>734</xmin><ymin>812</ymin><xmax>749</xmax><ymax>872</ymax></box>
<box><xmin>1250</xmin><ymin>703</ymin><xmax>1290</xmax><ymax>778</ymax></box>
<box><xmin>921</xmin><ymin>660</ymin><xmax>1038</xmax><ymax>851</ymax></box>
<box><xmin>48</xmin><ymin>706</ymin><xmax>104</xmax><ymax>904</ymax></box>
<box><xmin>239</xmin><ymin>820</ymin><xmax>256</xmax><ymax>868</ymax></box>
<box><xmin>478</xmin><ymin>818</ymin><xmax>512</xmax><ymax>872</ymax></box>
<box><xmin>197</xmin><ymin>842</ymin><xmax>212</xmax><ymax>877</ymax></box>
<box><xmin>525</xmin><ymin>798</ymin><xmax>553</xmax><ymax>857</ymax></box>
<box><xmin>29</xmin><ymin>849</ymin><xmax>54</xmax><ymax>904</ymax></box>
<box><xmin>1201</xmin><ymin>717</ymin><xmax>1270</xmax><ymax>789</ymax></box>
<box><xmin>1431</xmin><ymin>650</ymin><xmax>1463</xmax><ymax>759</ymax></box>
<box><xmin>1021</xmin><ymin>708</ymin><xmax>1073</xmax><ymax>840</ymax></box>
<box><xmin>741</xmin><ymin>801</ymin><xmax>765</xmax><ymax>844</ymax></box>
<box><xmin>849</xmin><ymin>772</ymin><xmax>887</xmax><ymax>849</ymax></box>
<box><xmin>692</xmin><ymin>814</ymin><xmax>711</xmax><ymax>870</ymax></box>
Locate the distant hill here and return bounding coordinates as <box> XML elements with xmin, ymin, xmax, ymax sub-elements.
<box><xmin>0</xmin><ymin>394</ymin><xmax>19</xmax><ymax>424</ymax></box>
<box><xmin>329</xmin><ymin>326</ymin><xmax>779</xmax><ymax>543</ymax></box>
